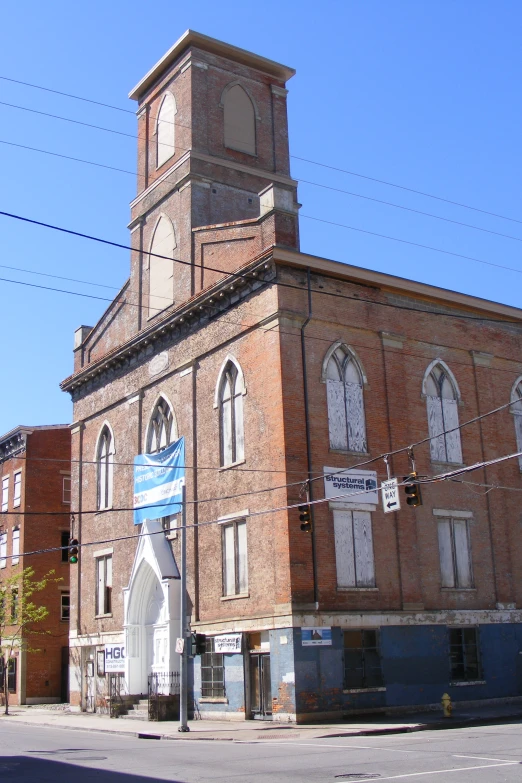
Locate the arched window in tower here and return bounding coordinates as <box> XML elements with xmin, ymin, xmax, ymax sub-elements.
<box><xmin>156</xmin><ymin>93</ymin><xmax>175</xmax><ymax>168</ymax></box>
<box><xmin>324</xmin><ymin>344</ymin><xmax>367</xmax><ymax>453</ymax></box>
<box><xmin>149</xmin><ymin>215</ymin><xmax>176</xmax><ymax>318</ymax></box>
<box><xmin>217</xmin><ymin>359</ymin><xmax>245</xmax><ymax>467</ymax></box>
<box><xmin>223</xmin><ymin>84</ymin><xmax>256</xmax><ymax>156</ymax></box>
<box><xmin>511</xmin><ymin>377</ymin><xmax>522</xmax><ymax>470</ymax></box>
<box><xmin>146</xmin><ymin>397</ymin><xmax>176</xmax><ymax>454</ymax></box>
<box><xmin>424</xmin><ymin>361</ymin><xmax>462</xmax><ymax>464</ymax></box>
<box><xmin>97</xmin><ymin>425</ymin><xmax>114</xmax><ymax>511</ymax></box>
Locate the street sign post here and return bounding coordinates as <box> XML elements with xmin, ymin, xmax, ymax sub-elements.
<box><xmin>381</xmin><ymin>478</ymin><xmax>401</xmax><ymax>514</ymax></box>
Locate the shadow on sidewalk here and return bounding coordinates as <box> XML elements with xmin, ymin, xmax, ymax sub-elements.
<box><xmin>0</xmin><ymin>755</ymin><xmax>185</xmax><ymax>782</ymax></box>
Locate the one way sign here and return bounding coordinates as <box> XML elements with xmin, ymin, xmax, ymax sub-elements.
<box><xmin>381</xmin><ymin>478</ymin><xmax>401</xmax><ymax>514</ymax></box>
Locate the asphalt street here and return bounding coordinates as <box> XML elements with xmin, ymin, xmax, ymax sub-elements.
<box><xmin>0</xmin><ymin>720</ymin><xmax>521</xmax><ymax>782</ymax></box>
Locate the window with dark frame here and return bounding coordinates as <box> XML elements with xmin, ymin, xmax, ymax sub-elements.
<box><xmin>221</xmin><ymin>519</ymin><xmax>248</xmax><ymax>597</ymax></box>
<box><xmin>61</xmin><ymin>531</ymin><xmax>71</xmax><ymax>563</ymax></box>
<box><xmin>201</xmin><ymin>637</ymin><xmax>225</xmax><ymax>698</ymax></box>
<box><xmin>95</xmin><ymin>555</ymin><xmax>112</xmax><ymax>616</ymax></box>
<box><xmin>449</xmin><ymin>627</ymin><xmax>481</xmax><ymax>682</ymax></box>
<box><xmin>61</xmin><ymin>591</ymin><xmax>70</xmax><ymax>622</ymax></box>
<box><xmin>0</xmin><ymin>658</ymin><xmax>17</xmax><ymax>692</ymax></box>
<box><xmin>10</xmin><ymin>588</ymin><xmax>18</xmax><ymax>623</ymax></box>
<box><xmin>343</xmin><ymin>629</ymin><xmax>383</xmax><ymax>690</ymax></box>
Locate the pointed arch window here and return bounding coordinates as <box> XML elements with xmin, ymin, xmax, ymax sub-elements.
<box><xmin>324</xmin><ymin>345</ymin><xmax>367</xmax><ymax>453</ymax></box>
<box><xmin>425</xmin><ymin>362</ymin><xmax>462</xmax><ymax>464</ymax></box>
<box><xmin>147</xmin><ymin>397</ymin><xmax>175</xmax><ymax>454</ymax></box>
<box><xmin>97</xmin><ymin>426</ymin><xmax>114</xmax><ymax>511</ymax></box>
<box><xmin>223</xmin><ymin>84</ymin><xmax>256</xmax><ymax>156</ymax></box>
<box><xmin>217</xmin><ymin>360</ymin><xmax>245</xmax><ymax>467</ymax></box>
<box><xmin>511</xmin><ymin>378</ymin><xmax>522</xmax><ymax>471</ymax></box>
<box><xmin>149</xmin><ymin>216</ymin><xmax>176</xmax><ymax>318</ymax></box>
<box><xmin>156</xmin><ymin>93</ymin><xmax>175</xmax><ymax>168</ymax></box>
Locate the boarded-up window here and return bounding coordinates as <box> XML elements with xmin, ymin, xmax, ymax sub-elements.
<box><xmin>218</xmin><ymin>361</ymin><xmax>245</xmax><ymax>467</ymax></box>
<box><xmin>222</xmin><ymin>519</ymin><xmax>248</xmax><ymax>596</ymax></box>
<box><xmin>97</xmin><ymin>426</ymin><xmax>114</xmax><ymax>511</ymax></box>
<box><xmin>438</xmin><ymin>517</ymin><xmax>473</xmax><ymax>588</ymax></box>
<box><xmin>156</xmin><ymin>93</ymin><xmax>175</xmax><ymax>168</ymax></box>
<box><xmin>149</xmin><ymin>216</ymin><xmax>176</xmax><ymax>317</ymax></box>
<box><xmin>333</xmin><ymin>510</ymin><xmax>375</xmax><ymax>588</ymax></box>
<box><xmin>326</xmin><ymin>346</ymin><xmax>367</xmax><ymax>453</ymax></box>
<box><xmin>512</xmin><ymin>380</ymin><xmax>522</xmax><ymax>471</ymax></box>
<box><xmin>223</xmin><ymin>84</ymin><xmax>256</xmax><ymax>155</ymax></box>
<box><xmin>425</xmin><ymin>364</ymin><xmax>462</xmax><ymax>464</ymax></box>
<box><xmin>96</xmin><ymin>554</ymin><xmax>112</xmax><ymax>616</ymax></box>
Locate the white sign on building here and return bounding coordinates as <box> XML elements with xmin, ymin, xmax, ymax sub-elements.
<box><xmin>214</xmin><ymin>634</ymin><xmax>242</xmax><ymax>654</ymax></box>
<box><xmin>323</xmin><ymin>467</ymin><xmax>378</xmax><ymax>505</ymax></box>
<box><xmin>104</xmin><ymin>644</ymin><xmax>125</xmax><ymax>673</ymax></box>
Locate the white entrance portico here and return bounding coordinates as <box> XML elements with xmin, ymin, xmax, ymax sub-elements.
<box><xmin>123</xmin><ymin>518</ymin><xmax>181</xmax><ymax>695</ymax></box>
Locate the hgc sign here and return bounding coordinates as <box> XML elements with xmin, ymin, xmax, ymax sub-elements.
<box><xmin>104</xmin><ymin>644</ymin><xmax>125</xmax><ymax>673</ymax></box>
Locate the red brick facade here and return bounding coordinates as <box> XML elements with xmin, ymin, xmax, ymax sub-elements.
<box><xmin>62</xmin><ymin>31</ymin><xmax>522</xmax><ymax>719</ymax></box>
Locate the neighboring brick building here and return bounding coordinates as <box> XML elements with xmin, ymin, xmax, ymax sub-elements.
<box><xmin>0</xmin><ymin>425</ymin><xmax>71</xmax><ymax>705</ymax></box>
<box><xmin>61</xmin><ymin>30</ymin><xmax>522</xmax><ymax>721</ymax></box>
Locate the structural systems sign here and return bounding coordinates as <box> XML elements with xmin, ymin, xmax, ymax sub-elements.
<box><xmin>323</xmin><ymin>467</ymin><xmax>378</xmax><ymax>505</ymax></box>
<box><xmin>214</xmin><ymin>634</ymin><xmax>242</xmax><ymax>654</ymax></box>
<box><xmin>133</xmin><ymin>437</ymin><xmax>185</xmax><ymax>525</ymax></box>
<box><xmin>302</xmin><ymin>627</ymin><xmax>332</xmax><ymax>646</ymax></box>
<box><xmin>104</xmin><ymin>644</ymin><xmax>125</xmax><ymax>673</ymax></box>
<box><xmin>381</xmin><ymin>478</ymin><xmax>401</xmax><ymax>514</ymax></box>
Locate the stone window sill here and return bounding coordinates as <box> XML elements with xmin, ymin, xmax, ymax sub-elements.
<box><xmin>431</xmin><ymin>461</ymin><xmax>466</xmax><ymax>469</ymax></box>
<box><xmin>95</xmin><ymin>614</ymin><xmax>112</xmax><ymax>619</ymax></box>
<box><xmin>95</xmin><ymin>508</ymin><xmax>113</xmax><ymax>516</ymax></box>
<box><xmin>199</xmin><ymin>697</ymin><xmax>228</xmax><ymax>704</ymax></box>
<box><xmin>441</xmin><ymin>588</ymin><xmax>476</xmax><ymax>592</ymax></box>
<box><xmin>221</xmin><ymin>593</ymin><xmax>249</xmax><ymax>601</ymax></box>
<box><xmin>219</xmin><ymin>459</ymin><xmax>246</xmax><ymax>472</ymax></box>
<box><xmin>450</xmin><ymin>680</ymin><xmax>486</xmax><ymax>687</ymax></box>
<box><xmin>329</xmin><ymin>449</ymin><xmax>371</xmax><ymax>458</ymax></box>
<box><xmin>343</xmin><ymin>687</ymin><xmax>386</xmax><ymax>694</ymax></box>
<box><xmin>338</xmin><ymin>587</ymin><xmax>378</xmax><ymax>592</ymax></box>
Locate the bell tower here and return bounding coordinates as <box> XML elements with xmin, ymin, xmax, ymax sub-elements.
<box><xmin>127</xmin><ymin>31</ymin><xmax>298</xmax><ymax>327</ymax></box>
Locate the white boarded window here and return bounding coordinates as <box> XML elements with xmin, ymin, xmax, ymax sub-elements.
<box><xmin>156</xmin><ymin>93</ymin><xmax>175</xmax><ymax>168</ymax></box>
<box><xmin>333</xmin><ymin>510</ymin><xmax>375</xmax><ymax>588</ymax></box>
<box><xmin>149</xmin><ymin>216</ymin><xmax>176</xmax><ymax>317</ymax></box>
<box><xmin>425</xmin><ymin>363</ymin><xmax>462</xmax><ymax>464</ymax></box>
<box><xmin>2</xmin><ymin>476</ymin><xmax>9</xmax><ymax>512</ymax></box>
<box><xmin>97</xmin><ymin>426</ymin><xmax>114</xmax><ymax>511</ymax></box>
<box><xmin>96</xmin><ymin>554</ymin><xmax>112</xmax><ymax>615</ymax></box>
<box><xmin>0</xmin><ymin>532</ymin><xmax>7</xmax><ymax>568</ymax></box>
<box><xmin>512</xmin><ymin>379</ymin><xmax>522</xmax><ymax>471</ymax></box>
<box><xmin>438</xmin><ymin>517</ymin><xmax>473</xmax><ymax>588</ymax></box>
<box><xmin>325</xmin><ymin>345</ymin><xmax>367</xmax><ymax>453</ymax></box>
<box><xmin>223</xmin><ymin>84</ymin><xmax>256</xmax><ymax>155</ymax></box>
<box><xmin>218</xmin><ymin>360</ymin><xmax>245</xmax><ymax>467</ymax></box>
<box><xmin>13</xmin><ymin>472</ymin><xmax>21</xmax><ymax>508</ymax></box>
<box><xmin>222</xmin><ymin>519</ymin><xmax>248</xmax><ymax>596</ymax></box>
<box><xmin>12</xmin><ymin>528</ymin><xmax>19</xmax><ymax>565</ymax></box>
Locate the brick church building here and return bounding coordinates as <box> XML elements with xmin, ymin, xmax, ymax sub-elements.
<box><xmin>61</xmin><ymin>30</ymin><xmax>522</xmax><ymax>721</ymax></box>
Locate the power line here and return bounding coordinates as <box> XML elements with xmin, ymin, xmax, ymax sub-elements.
<box><xmin>4</xmin><ymin>98</ymin><xmax>522</xmax><ymax>249</ymax></box>
<box><xmin>2</xmin><ymin>73</ymin><xmax>521</xmax><ymax>228</ymax></box>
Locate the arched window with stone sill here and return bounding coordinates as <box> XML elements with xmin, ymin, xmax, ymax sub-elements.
<box><xmin>323</xmin><ymin>343</ymin><xmax>367</xmax><ymax>453</ymax></box>
<box><xmin>423</xmin><ymin>360</ymin><xmax>462</xmax><ymax>464</ymax></box>
<box><xmin>215</xmin><ymin>357</ymin><xmax>246</xmax><ymax>467</ymax></box>
<box><xmin>96</xmin><ymin>424</ymin><xmax>115</xmax><ymax>511</ymax></box>
<box><xmin>146</xmin><ymin>396</ymin><xmax>177</xmax><ymax>454</ymax></box>
<box><xmin>511</xmin><ymin>377</ymin><xmax>522</xmax><ymax>471</ymax></box>
<box><xmin>155</xmin><ymin>92</ymin><xmax>176</xmax><ymax>168</ymax></box>
<box><xmin>148</xmin><ymin>215</ymin><xmax>176</xmax><ymax>318</ymax></box>
<box><xmin>222</xmin><ymin>83</ymin><xmax>256</xmax><ymax>156</ymax></box>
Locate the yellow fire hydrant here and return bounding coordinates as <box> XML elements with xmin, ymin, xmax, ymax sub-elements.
<box><xmin>441</xmin><ymin>692</ymin><xmax>453</xmax><ymax>718</ymax></box>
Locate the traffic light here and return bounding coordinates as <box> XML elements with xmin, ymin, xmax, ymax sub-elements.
<box><xmin>191</xmin><ymin>633</ymin><xmax>206</xmax><ymax>656</ymax></box>
<box><xmin>298</xmin><ymin>504</ymin><xmax>312</xmax><ymax>533</ymax></box>
<box><xmin>68</xmin><ymin>538</ymin><xmax>79</xmax><ymax>564</ymax></box>
<box><xmin>403</xmin><ymin>473</ymin><xmax>422</xmax><ymax>507</ymax></box>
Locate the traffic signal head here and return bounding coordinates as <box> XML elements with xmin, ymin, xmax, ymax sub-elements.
<box><xmin>69</xmin><ymin>538</ymin><xmax>79</xmax><ymax>564</ymax></box>
<box><xmin>298</xmin><ymin>504</ymin><xmax>312</xmax><ymax>533</ymax></box>
<box><xmin>403</xmin><ymin>473</ymin><xmax>422</xmax><ymax>507</ymax></box>
<box><xmin>191</xmin><ymin>633</ymin><xmax>206</xmax><ymax>656</ymax></box>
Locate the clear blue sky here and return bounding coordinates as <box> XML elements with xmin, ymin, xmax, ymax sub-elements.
<box><xmin>1</xmin><ymin>0</ymin><xmax>521</xmax><ymax>434</ymax></box>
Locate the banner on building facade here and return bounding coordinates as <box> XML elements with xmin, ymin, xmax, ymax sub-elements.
<box><xmin>133</xmin><ymin>437</ymin><xmax>185</xmax><ymax>525</ymax></box>
<box><xmin>301</xmin><ymin>627</ymin><xmax>332</xmax><ymax>646</ymax></box>
<box><xmin>323</xmin><ymin>467</ymin><xmax>378</xmax><ymax>505</ymax></box>
<box><xmin>214</xmin><ymin>634</ymin><xmax>242</xmax><ymax>654</ymax></box>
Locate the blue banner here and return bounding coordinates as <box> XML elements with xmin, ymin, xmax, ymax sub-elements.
<box><xmin>133</xmin><ymin>437</ymin><xmax>185</xmax><ymax>525</ymax></box>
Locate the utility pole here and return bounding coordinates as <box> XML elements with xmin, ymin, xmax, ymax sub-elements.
<box><xmin>178</xmin><ymin>483</ymin><xmax>190</xmax><ymax>732</ymax></box>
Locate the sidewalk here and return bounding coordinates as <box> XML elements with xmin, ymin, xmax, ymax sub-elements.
<box><xmin>1</xmin><ymin>702</ymin><xmax>521</xmax><ymax>741</ymax></box>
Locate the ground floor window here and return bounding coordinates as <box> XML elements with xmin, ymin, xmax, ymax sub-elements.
<box><xmin>449</xmin><ymin>627</ymin><xmax>481</xmax><ymax>682</ymax></box>
<box><xmin>0</xmin><ymin>657</ymin><xmax>17</xmax><ymax>692</ymax></box>
<box><xmin>343</xmin><ymin>629</ymin><xmax>383</xmax><ymax>689</ymax></box>
<box><xmin>201</xmin><ymin>637</ymin><xmax>225</xmax><ymax>698</ymax></box>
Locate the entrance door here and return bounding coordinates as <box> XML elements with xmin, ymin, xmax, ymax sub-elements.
<box><xmin>250</xmin><ymin>653</ymin><xmax>272</xmax><ymax>718</ymax></box>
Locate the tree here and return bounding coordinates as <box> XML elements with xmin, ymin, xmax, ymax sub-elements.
<box><xmin>0</xmin><ymin>567</ymin><xmax>61</xmax><ymax>715</ymax></box>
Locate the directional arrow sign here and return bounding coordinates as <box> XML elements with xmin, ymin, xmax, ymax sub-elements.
<box><xmin>381</xmin><ymin>478</ymin><xmax>401</xmax><ymax>514</ymax></box>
